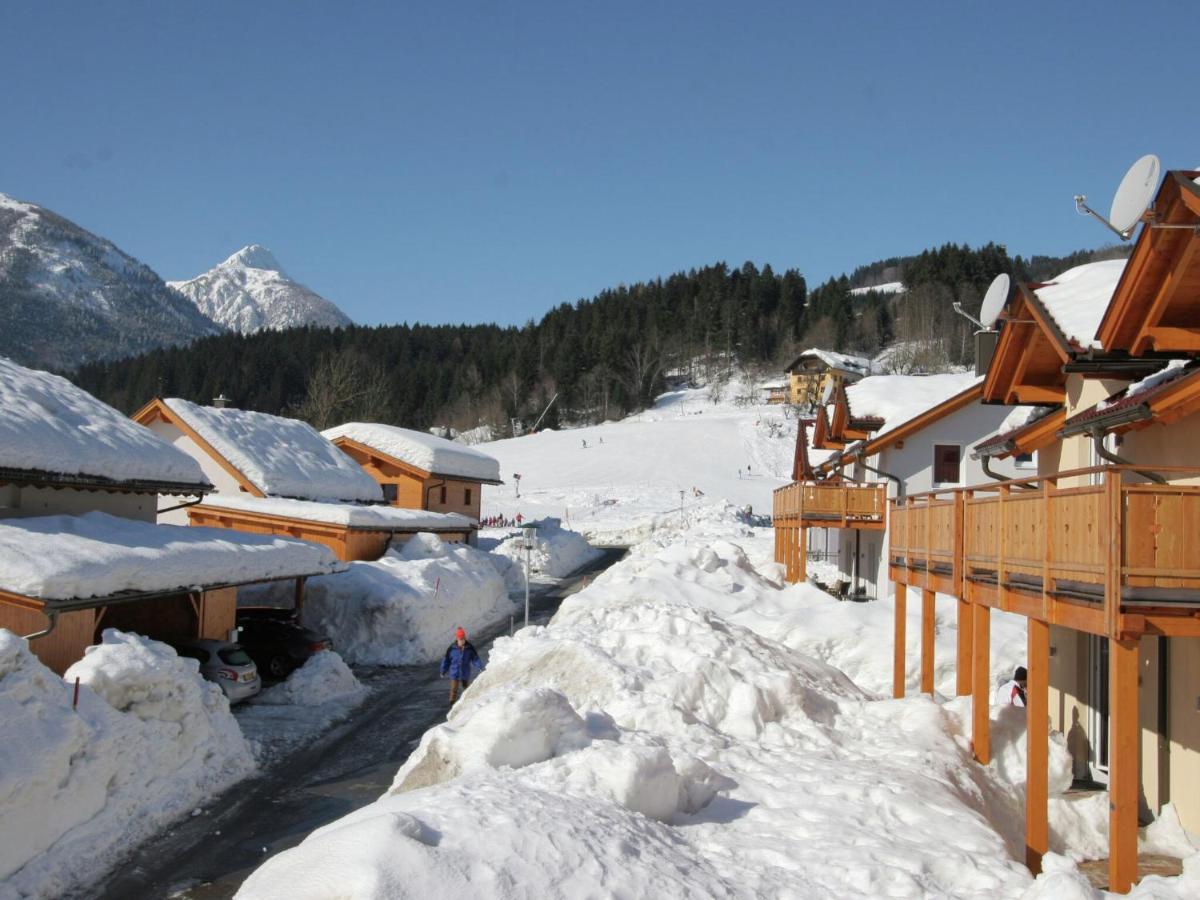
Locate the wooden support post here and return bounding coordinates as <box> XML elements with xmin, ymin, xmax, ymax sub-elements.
<box><xmin>1025</xmin><ymin>618</ymin><xmax>1050</xmax><ymax>874</ymax></box>
<box><xmin>798</xmin><ymin>526</ymin><xmax>807</xmax><ymax>582</ymax></box>
<box><xmin>294</xmin><ymin>575</ymin><xmax>307</xmax><ymax>614</ymax></box>
<box><xmin>893</xmin><ymin>582</ymin><xmax>907</xmax><ymax>699</ymax></box>
<box><xmin>972</xmin><ymin>597</ymin><xmax>991</xmax><ymax>764</ymax></box>
<box><xmin>956</xmin><ymin>595</ymin><xmax>973</xmax><ymax>696</ymax></box>
<box><xmin>920</xmin><ymin>589</ymin><xmax>935</xmax><ymax>694</ymax></box>
<box><xmin>1109</xmin><ymin>637</ymin><xmax>1140</xmax><ymax>894</ymax></box>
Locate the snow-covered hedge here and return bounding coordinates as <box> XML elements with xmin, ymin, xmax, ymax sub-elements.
<box><xmin>0</xmin><ymin>630</ymin><xmax>254</xmax><ymax>899</ymax></box>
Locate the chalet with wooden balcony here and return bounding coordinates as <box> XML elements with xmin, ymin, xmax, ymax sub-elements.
<box><xmin>774</xmin><ymin>372</ymin><xmax>1019</xmax><ymax>595</ymax></box>
<box><xmin>778</xmin><ymin>348</ymin><xmax>871</xmax><ymax>408</ymax></box>
<box><xmin>0</xmin><ymin>359</ymin><xmax>338</xmax><ymax>674</ymax></box>
<box><xmin>133</xmin><ymin>398</ymin><xmax>474</xmax><ymax>561</ymax></box>
<box><xmin>322</xmin><ymin>422</ymin><xmax>502</xmax><ymax>521</ymax></box>
<box><xmin>884</xmin><ymin>166</ymin><xmax>1200</xmax><ymax>894</ymax></box>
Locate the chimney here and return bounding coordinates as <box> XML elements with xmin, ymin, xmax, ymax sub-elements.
<box><xmin>212</xmin><ymin>393</ymin><xmax>231</xmax><ymax>409</ymax></box>
<box><xmin>974</xmin><ymin>330</ymin><xmax>999</xmax><ymax>378</ymax></box>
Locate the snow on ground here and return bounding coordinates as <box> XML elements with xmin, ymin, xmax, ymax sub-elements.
<box><xmin>0</xmin><ymin>356</ymin><xmax>207</xmax><ymax>486</ymax></box>
<box><xmin>0</xmin><ymin>511</ymin><xmax>341</xmax><ymax>600</ymax></box>
<box><xmin>323</xmin><ymin>422</ymin><xmax>501</xmax><ymax>482</ymax></box>
<box><xmin>163</xmin><ymin>397</ymin><xmax>382</xmax><ymax>502</ymax></box>
<box><xmin>480</xmin><ymin>518</ymin><xmax>604</xmax><ymax>592</ymax></box>
<box><xmin>236</xmin><ymin>651</ymin><xmax>369</xmax><ymax>763</ymax></box>
<box><xmin>297</xmin><ymin>534</ymin><xmax>514</xmax><ymax>666</ymax></box>
<box><xmin>479</xmin><ymin>373</ymin><xmax>795</xmax><ymax>546</ymax></box>
<box><xmin>0</xmin><ymin>630</ymin><xmax>255</xmax><ymax>900</ymax></box>
<box><xmin>237</xmin><ymin>514</ymin><xmax>1200</xmax><ymax>899</ymax></box>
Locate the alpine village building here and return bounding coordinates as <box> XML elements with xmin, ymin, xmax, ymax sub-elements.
<box><xmin>0</xmin><ymin>359</ymin><xmax>340</xmax><ymax>674</ymax></box>
<box><xmin>774</xmin><ymin>165</ymin><xmax>1200</xmax><ymax>893</ymax></box>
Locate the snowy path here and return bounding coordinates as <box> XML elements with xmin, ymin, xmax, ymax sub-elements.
<box><xmin>86</xmin><ymin>550</ymin><xmax>623</xmax><ymax>900</ymax></box>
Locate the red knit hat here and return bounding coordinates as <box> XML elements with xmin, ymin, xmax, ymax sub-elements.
<box><xmin>455</xmin><ymin>628</ymin><xmax>466</xmax><ymax>639</ymax></box>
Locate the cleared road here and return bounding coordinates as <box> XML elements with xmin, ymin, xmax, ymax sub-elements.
<box><xmin>90</xmin><ymin>548</ymin><xmax>624</xmax><ymax>900</ymax></box>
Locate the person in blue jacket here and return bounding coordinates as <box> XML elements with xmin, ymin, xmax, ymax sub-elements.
<box><xmin>440</xmin><ymin>627</ymin><xmax>483</xmax><ymax>704</ymax></box>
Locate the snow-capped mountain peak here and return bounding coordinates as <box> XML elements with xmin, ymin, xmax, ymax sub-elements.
<box><xmin>220</xmin><ymin>244</ymin><xmax>286</xmax><ymax>275</ymax></box>
<box><xmin>170</xmin><ymin>246</ymin><xmax>351</xmax><ymax>335</ymax></box>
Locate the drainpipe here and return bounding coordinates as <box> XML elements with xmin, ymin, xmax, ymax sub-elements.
<box><xmin>424</xmin><ymin>478</ymin><xmax>447</xmax><ymax>508</ymax></box>
<box><xmin>860</xmin><ymin>460</ymin><xmax>904</xmax><ymax>499</ymax></box>
<box><xmin>157</xmin><ymin>494</ymin><xmax>207</xmax><ymax>515</ymax></box>
<box><xmin>1089</xmin><ymin>426</ymin><xmax>1166</xmax><ymax>485</ymax></box>
<box><xmin>23</xmin><ymin>610</ymin><xmax>59</xmax><ymax>641</ymax></box>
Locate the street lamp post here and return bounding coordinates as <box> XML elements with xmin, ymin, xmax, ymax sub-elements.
<box><xmin>514</xmin><ymin>473</ymin><xmax>521</xmax><ymax>498</ymax></box>
<box><xmin>521</xmin><ymin>523</ymin><xmax>537</xmax><ymax>628</ymax></box>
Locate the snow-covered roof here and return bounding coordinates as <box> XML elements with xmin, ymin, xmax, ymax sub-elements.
<box><xmin>0</xmin><ymin>512</ymin><xmax>341</xmax><ymax>602</ymax></box>
<box><xmin>0</xmin><ymin>358</ymin><xmax>208</xmax><ymax>489</ymax></box>
<box><xmin>163</xmin><ymin>399</ymin><xmax>382</xmax><ymax>503</ymax></box>
<box><xmin>196</xmin><ymin>494</ymin><xmax>475</xmax><ymax>531</ymax></box>
<box><xmin>791</xmin><ymin>348</ymin><xmax>872</xmax><ymax>375</ymax></box>
<box><xmin>845</xmin><ymin>373</ymin><xmax>981</xmax><ymax>436</ymax></box>
<box><xmin>323</xmin><ymin>422</ymin><xmax>502</xmax><ymax>483</ymax></box>
<box><xmin>1032</xmin><ymin>259</ymin><xmax>1127</xmax><ymax>350</ymax></box>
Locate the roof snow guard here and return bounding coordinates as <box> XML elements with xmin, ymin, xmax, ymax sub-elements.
<box><xmin>1060</xmin><ymin>360</ymin><xmax>1200</xmax><ymax>438</ymax></box>
<box><xmin>0</xmin><ymin>358</ymin><xmax>212</xmax><ymax>494</ymax></box>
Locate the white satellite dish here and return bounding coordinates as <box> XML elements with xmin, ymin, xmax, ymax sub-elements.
<box><xmin>978</xmin><ymin>273</ymin><xmax>1011</xmax><ymax>330</ymax></box>
<box><xmin>820</xmin><ymin>381</ymin><xmax>835</xmax><ymax>405</ymax></box>
<box><xmin>1075</xmin><ymin>154</ymin><xmax>1160</xmax><ymax>240</ymax></box>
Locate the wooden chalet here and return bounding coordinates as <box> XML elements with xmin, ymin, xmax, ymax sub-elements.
<box><xmin>885</xmin><ymin>168</ymin><xmax>1200</xmax><ymax>893</ymax></box>
<box><xmin>778</xmin><ymin>348</ymin><xmax>872</xmax><ymax>408</ymax></box>
<box><xmin>132</xmin><ymin>398</ymin><xmax>474</xmax><ymax>561</ymax></box>
<box><xmin>322</xmin><ymin>422</ymin><xmax>502</xmax><ymax>521</ymax></box>
<box><xmin>0</xmin><ymin>360</ymin><xmax>336</xmax><ymax>674</ymax></box>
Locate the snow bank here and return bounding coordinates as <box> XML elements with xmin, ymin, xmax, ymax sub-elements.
<box><xmin>164</xmin><ymin>397</ymin><xmax>381</xmax><ymax>502</ymax></box>
<box><xmin>1021</xmin><ymin>851</ymin><xmax>1200</xmax><ymax>899</ymax></box>
<box><xmin>0</xmin><ymin>511</ymin><xmax>341</xmax><ymax>600</ymax></box>
<box><xmin>239</xmin><ymin>536</ymin><xmax>1046</xmax><ymax>899</ymax></box>
<box><xmin>254</xmin><ymin>650</ymin><xmax>365</xmax><ymax>707</ymax></box>
<box><xmin>0</xmin><ymin>630</ymin><xmax>254</xmax><ymax>899</ymax></box>
<box><xmin>484</xmin><ymin>517</ymin><xmax>603</xmax><ymax>590</ymax></box>
<box><xmin>0</xmin><ymin>356</ymin><xmax>207</xmax><ymax>486</ymax></box>
<box><xmin>196</xmin><ymin>493</ymin><xmax>473</xmax><ymax>530</ymax></box>
<box><xmin>323</xmin><ymin>422</ymin><xmax>501</xmax><ymax>482</ymax></box>
<box><xmin>300</xmin><ymin>534</ymin><xmax>512</xmax><ymax>665</ymax></box>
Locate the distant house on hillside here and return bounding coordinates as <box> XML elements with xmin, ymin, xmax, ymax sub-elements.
<box><xmin>772</xmin><ymin>348</ymin><xmax>872</xmax><ymax>408</ymax></box>
<box><xmin>0</xmin><ymin>359</ymin><xmax>338</xmax><ymax>673</ymax></box>
<box><xmin>323</xmin><ymin>423</ymin><xmax>502</xmax><ymax>521</ymax></box>
<box><xmin>132</xmin><ymin>398</ymin><xmax>474</xmax><ymax>561</ymax></box>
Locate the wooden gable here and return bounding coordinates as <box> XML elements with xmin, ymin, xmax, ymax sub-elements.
<box><xmin>130</xmin><ymin>398</ymin><xmax>264</xmax><ymax>497</ymax></box>
<box><xmin>981</xmin><ymin>285</ymin><xmax>1071</xmax><ymax>405</ymax></box>
<box><xmin>1096</xmin><ymin>171</ymin><xmax>1200</xmax><ymax>356</ymax></box>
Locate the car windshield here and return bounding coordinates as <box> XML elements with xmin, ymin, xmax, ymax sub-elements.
<box><xmin>219</xmin><ymin>647</ymin><xmax>253</xmax><ymax>666</ymax></box>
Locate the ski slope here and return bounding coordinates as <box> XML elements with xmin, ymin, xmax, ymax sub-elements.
<box><xmin>480</xmin><ymin>378</ymin><xmax>796</xmax><ymax>544</ymax></box>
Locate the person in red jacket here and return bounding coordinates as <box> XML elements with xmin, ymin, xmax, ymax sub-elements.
<box><xmin>440</xmin><ymin>627</ymin><xmax>483</xmax><ymax>704</ymax></box>
<box><xmin>995</xmin><ymin>665</ymin><xmax>1028</xmax><ymax>707</ymax></box>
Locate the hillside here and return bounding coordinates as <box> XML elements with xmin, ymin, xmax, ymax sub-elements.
<box><xmin>0</xmin><ymin>194</ymin><xmax>220</xmax><ymax>370</ymax></box>
<box><xmin>169</xmin><ymin>245</ymin><xmax>352</xmax><ymax>334</ymax></box>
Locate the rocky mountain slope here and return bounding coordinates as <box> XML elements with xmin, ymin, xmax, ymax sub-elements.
<box><xmin>0</xmin><ymin>193</ymin><xmax>221</xmax><ymax>370</ymax></box>
<box><xmin>169</xmin><ymin>245</ymin><xmax>352</xmax><ymax>334</ymax></box>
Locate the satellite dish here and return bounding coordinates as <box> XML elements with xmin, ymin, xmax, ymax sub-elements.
<box><xmin>820</xmin><ymin>381</ymin><xmax>835</xmax><ymax>405</ymax></box>
<box><xmin>978</xmin><ymin>273</ymin><xmax>1011</xmax><ymax>330</ymax></box>
<box><xmin>1075</xmin><ymin>154</ymin><xmax>1161</xmax><ymax>240</ymax></box>
<box><xmin>1109</xmin><ymin>154</ymin><xmax>1160</xmax><ymax>236</ymax></box>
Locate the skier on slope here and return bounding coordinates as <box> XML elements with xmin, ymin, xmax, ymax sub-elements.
<box><xmin>440</xmin><ymin>627</ymin><xmax>483</xmax><ymax>705</ymax></box>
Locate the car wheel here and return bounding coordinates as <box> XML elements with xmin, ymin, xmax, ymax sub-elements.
<box><xmin>267</xmin><ymin>655</ymin><xmax>292</xmax><ymax>679</ymax></box>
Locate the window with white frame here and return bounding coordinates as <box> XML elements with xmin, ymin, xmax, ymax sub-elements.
<box><xmin>932</xmin><ymin>444</ymin><xmax>962</xmax><ymax>484</ymax></box>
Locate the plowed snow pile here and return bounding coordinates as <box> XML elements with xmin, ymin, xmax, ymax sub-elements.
<box><xmin>0</xmin><ymin>630</ymin><xmax>255</xmax><ymax>899</ymax></box>
<box><xmin>237</xmin><ymin>514</ymin><xmax>1197</xmax><ymax>898</ymax></box>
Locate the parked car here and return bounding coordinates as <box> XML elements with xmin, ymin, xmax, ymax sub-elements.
<box><xmin>172</xmin><ymin>638</ymin><xmax>262</xmax><ymax>703</ymax></box>
<box><xmin>236</xmin><ymin>608</ymin><xmax>333</xmax><ymax>680</ymax></box>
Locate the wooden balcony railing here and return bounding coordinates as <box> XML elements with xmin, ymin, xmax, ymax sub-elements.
<box><xmin>773</xmin><ymin>480</ymin><xmax>887</xmax><ymax>530</ymax></box>
<box><xmin>889</xmin><ymin>465</ymin><xmax>1200</xmax><ymax>637</ymax></box>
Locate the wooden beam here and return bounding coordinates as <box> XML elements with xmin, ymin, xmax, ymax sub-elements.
<box><xmin>972</xmin><ymin>597</ymin><xmax>991</xmax><ymax>764</ymax></box>
<box><xmin>1025</xmin><ymin>618</ymin><xmax>1050</xmax><ymax>874</ymax></box>
<box><xmin>956</xmin><ymin>596</ymin><xmax>973</xmax><ymax>696</ymax></box>
<box><xmin>1139</xmin><ymin>326</ymin><xmax>1200</xmax><ymax>352</ymax></box>
<box><xmin>894</xmin><ymin>582</ymin><xmax>907</xmax><ymax>699</ymax></box>
<box><xmin>1108</xmin><ymin>637</ymin><xmax>1140</xmax><ymax>894</ymax></box>
<box><xmin>921</xmin><ymin>589</ymin><xmax>935</xmax><ymax>694</ymax></box>
<box><xmin>1011</xmin><ymin>385</ymin><xmax>1066</xmax><ymax>405</ymax></box>
<box><xmin>798</xmin><ymin>527</ymin><xmax>807</xmax><ymax>582</ymax></box>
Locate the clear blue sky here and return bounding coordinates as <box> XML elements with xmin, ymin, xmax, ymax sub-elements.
<box><xmin>4</xmin><ymin>2</ymin><xmax>1197</xmax><ymax>327</ymax></box>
